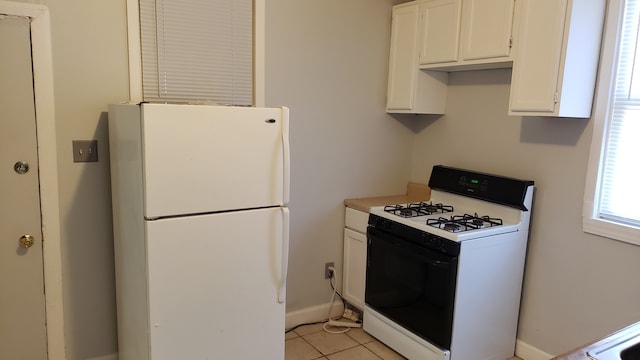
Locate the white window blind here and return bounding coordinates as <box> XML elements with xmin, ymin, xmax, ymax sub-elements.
<box><xmin>597</xmin><ymin>0</ymin><xmax>640</xmax><ymax>227</ymax></box>
<box><xmin>139</xmin><ymin>0</ymin><xmax>253</xmax><ymax>105</ymax></box>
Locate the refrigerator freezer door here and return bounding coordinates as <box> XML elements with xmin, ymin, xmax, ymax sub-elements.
<box><xmin>141</xmin><ymin>103</ymin><xmax>289</xmax><ymax>219</ymax></box>
<box><xmin>145</xmin><ymin>207</ymin><xmax>286</xmax><ymax>359</ymax></box>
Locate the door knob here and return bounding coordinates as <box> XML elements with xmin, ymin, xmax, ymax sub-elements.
<box><xmin>18</xmin><ymin>234</ymin><xmax>35</xmax><ymax>248</ymax></box>
<box><xmin>14</xmin><ymin>161</ymin><xmax>29</xmax><ymax>174</ymax></box>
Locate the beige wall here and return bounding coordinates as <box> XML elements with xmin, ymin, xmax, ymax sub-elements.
<box><xmin>52</xmin><ymin>0</ymin><xmax>128</xmax><ymax>357</ymax></box>
<box><xmin>265</xmin><ymin>0</ymin><xmax>416</xmax><ymax>312</ymax></box>
<box><xmin>410</xmin><ymin>69</ymin><xmax>640</xmax><ymax>355</ymax></box>
<box><xmin>13</xmin><ymin>0</ymin><xmax>129</xmax><ymax>358</ymax></box>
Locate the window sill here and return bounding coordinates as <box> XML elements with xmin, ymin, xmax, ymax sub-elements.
<box><xmin>583</xmin><ymin>217</ymin><xmax>640</xmax><ymax>247</ymax></box>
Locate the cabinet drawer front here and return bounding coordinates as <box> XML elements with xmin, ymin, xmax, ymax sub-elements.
<box><xmin>345</xmin><ymin>207</ymin><xmax>369</xmax><ymax>233</ymax></box>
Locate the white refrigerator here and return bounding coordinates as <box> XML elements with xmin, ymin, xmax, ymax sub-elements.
<box><xmin>108</xmin><ymin>103</ymin><xmax>290</xmax><ymax>360</ymax></box>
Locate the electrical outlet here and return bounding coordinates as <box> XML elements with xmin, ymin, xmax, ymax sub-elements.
<box><xmin>324</xmin><ymin>262</ymin><xmax>335</xmax><ymax>279</ymax></box>
<box><xmin>72</xmin><ymin>140</ymin><xmax>98</xmax><ymax>162</ymax></box>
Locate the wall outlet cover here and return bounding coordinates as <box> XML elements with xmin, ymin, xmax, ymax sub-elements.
<box><xmin>72</xmin><ymin>140</ymin><xmax>98</xmax><ymax>162</ymax></box>
<box><xmin>324</xmin><ymin>262</ymin><xmax>335</xmax><ymax>279</ymax></box>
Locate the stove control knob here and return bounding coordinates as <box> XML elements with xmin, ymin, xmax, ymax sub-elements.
<box><xmin>481</xmin><ymin>179</ymin><xmax>489</xmax><ymax>191</ymax></box>
<box><xmin>422</xmin><ymin>235</ymin><xmax>436</xmax><ymax>248</ymax></box>
<box><xmin>420</xmin><ymin>233</ymin><xmax>429</xmax><ymax>244</ymax></box>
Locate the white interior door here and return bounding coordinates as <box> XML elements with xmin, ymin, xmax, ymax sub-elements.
<box><xmin>145</xmin><ymin>207</ymin><xmax>286</xmax><ymax>359</ymax></box>
<box><xmin>0</xmin><ymin>14</ymin><xmax>48</xmax><ymax>359</ymax></box>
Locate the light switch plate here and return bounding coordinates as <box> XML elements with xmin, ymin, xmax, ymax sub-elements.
<box><xmin>72</xmin><ymin>140</ymin><xmax>98</xmax><ymax>162</ymax></box>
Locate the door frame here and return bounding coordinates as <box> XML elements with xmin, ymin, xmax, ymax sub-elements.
<box><xmin>0</xmin><ymin>2</ymin><xmax>65</xmax><ymax>359</ymax></box>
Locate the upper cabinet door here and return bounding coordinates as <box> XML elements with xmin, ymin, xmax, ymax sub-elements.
<box><xmin>387</xmin><ymin>2</ymin><xmax>421</xmax><ymax>110</ymax></box>
<box><xmin>509</xmin><ymin>0</ymin><xmax>567</xmax><ymax>114</ymax></box>
<box><xmin>418</xmin><ymin>0</ymin><xmax>462</xmax><ymax>65</ymax></box>
<box><xmin>387</xmin><ymin>1</ymin><xmax>449</xmax><ymax>114</ymax></box>
<box><xmin>459</xmin><ymin>0</ymin><xmax>515</xmax><ymax>61</ymax></box>
<box><xmin>509</xmin><ymin>0</ymin><xmax>605</xmax><ymax>117</ymax></box>
<box><xmin>419</xmin><ymin>0</ymin><xmax>515</xmax><ymax>69</ymax></box>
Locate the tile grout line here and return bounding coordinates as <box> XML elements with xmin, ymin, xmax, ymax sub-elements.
<box><xmin>288</xmin><ymin>323</ymin><xmax>407</xmax><ymax>360</ymax></box>
<box><xmin>298</xmin><ymin>328</ymin><xmax>386</xmax><ymax>360</ymax></box>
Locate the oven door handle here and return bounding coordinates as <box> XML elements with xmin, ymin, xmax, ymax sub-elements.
<box><xmin>424</xmin><ymin>258</ymin><xmax>450</xmax><ymax>268</ymax></box>
<box><xmin>367</xmin><ymin>228</ymin><xmax>458</xmax><ymax>266</ymax></box>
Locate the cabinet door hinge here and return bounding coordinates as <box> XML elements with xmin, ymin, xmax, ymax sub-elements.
<box><xmin>509</xmin><ymin>36</ymin><xmax>513</xmax><ymax>49</ymax></box>
<box><xmin>554</xmin><ymin>92</ymin><xmax>559</xmax><ymax>103</ymax></box>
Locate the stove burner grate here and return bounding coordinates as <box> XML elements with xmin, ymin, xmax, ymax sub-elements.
<box><xmin>426</xmin><ymin>213</ymin><xmax>503</xmax><ymax>232</ymax></box>
<box><xmin>384</xmin><ymin>202</ymin><xmax>454</xmax><ymax>218</ymax></box>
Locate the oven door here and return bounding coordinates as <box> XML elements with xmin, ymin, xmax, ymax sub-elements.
<box><xmin>365</xmin><ymin>226</ymin><xmax>458</xmax><ymax>350</ymax></box>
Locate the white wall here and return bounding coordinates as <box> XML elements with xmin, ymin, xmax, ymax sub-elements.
<box><xmin>410</xmin><ymin>68</ymin><xmax>640</xmax><ymax>356</ymax></box>
<box><xmin>265</xmin><ymin>0</ymin><xmax>416</xmax><ymax>312</ymax></box>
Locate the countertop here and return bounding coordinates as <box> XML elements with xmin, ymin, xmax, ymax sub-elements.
<box><xmin>552</xmin><ymin>320</ymin><xmax>640</xmax><ymax>359</ymax></box>
<box><xmin>343</xmin><ymin>182</ymin><xmax>431</xmax><ymax>213</ymax></box>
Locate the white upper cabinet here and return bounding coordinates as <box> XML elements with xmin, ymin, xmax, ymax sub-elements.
<box><xmin>387</xmin><ymin>1</ymin><xmax>448</xmax><ymax>114</ymax></box>
<box><xmin>419</xmin><ymin>0</ymin><xmax>516</xmax><ymax>70</ymax></box>
<box><xmin>386</xmin><ymin>0</ymin><xmax>605</xmax><ymax>117</ymax></box>
<box><xmin>508</xmin><ymin>0</ymin><xmax>606</xmax><ymax>117</ymax></box>
<box><xmin>387</xmin><ymin>2</ymin><xmax>421</xmax><ymax>110</ymax></box>
<box><xmin>418</xmin><ymin>0</ymin><xmax>461</xmax><ymax>65</ymax></box>
<box><xmin>459</xmin><ymin>0</ymin><xmax>515</xmax><ymax>61</ymax></box>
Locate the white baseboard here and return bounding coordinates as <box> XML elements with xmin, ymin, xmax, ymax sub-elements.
<box><xmin>87</xmin><ymin>353</ymin><xmax>118</xmax><ymax>360</ymax></box>
<box><xmin>285</xmin><ymin>300</ymin><xmax>344</xmax><ymax>330</ymax></box>
<box><xmin>515</xmin><ymin>339</ymin><xmax>555</xmax><ymax>360</ymax></box>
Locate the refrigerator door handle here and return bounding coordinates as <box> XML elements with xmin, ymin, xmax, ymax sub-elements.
<box><xmin>279</xmin><ymin>207</ymin><xmax>290</xmax><ymax>304</ymax></box>
<box><xmin>281</xmin><ymin>107</ymin><xmax>290</xmax><ymax>206</ymax></box>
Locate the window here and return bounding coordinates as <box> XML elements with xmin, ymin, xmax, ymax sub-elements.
<box><xmin>584</xmin><ymin>0</ymin><xmax>640</xmax><ymax>245</ymax></box>
<box><xmin>127</xmin><ymin>0</ymin><xmax>262</xmax><ymax>106</ymax></box>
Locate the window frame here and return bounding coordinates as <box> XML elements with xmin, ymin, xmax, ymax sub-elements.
<box><xmin>583</xmin><ymin>0</ymin><xmax>640</xmax><ymax>246</ymax></box>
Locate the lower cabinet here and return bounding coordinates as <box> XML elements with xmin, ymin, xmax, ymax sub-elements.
<box><xmin>342</xmin><ymin>207</ymin><xmax>369</xmax><ymax>310</ymax></box>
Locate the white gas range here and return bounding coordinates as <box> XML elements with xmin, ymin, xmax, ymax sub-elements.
<box><xmin>363</xmin><ymin>165</ymin><xmax>534</xmax><ymax>360</ymax></box>
<box><xmin>369</xmin><ymin>188</ymin><xmax>532</xmax><ymax>242</ymax></box>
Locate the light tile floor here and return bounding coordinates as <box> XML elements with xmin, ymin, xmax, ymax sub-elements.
<box><xmin>285</xmin><ymin>323</ymin><xmax>404</xmax><ymax>360</ymax></box>
<box><xmin>285</xmin><ymin>322</ymin><xmax>523</xmax><ymax>360</ymax></box>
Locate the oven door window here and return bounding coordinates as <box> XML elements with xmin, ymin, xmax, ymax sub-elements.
<box><xmin>365</xmin><ymin>227</ymin><xmax>457</xmax><ymax>350</ymax></box>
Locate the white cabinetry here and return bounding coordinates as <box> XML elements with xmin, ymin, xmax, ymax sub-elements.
<box><xmin>459</xmin><ymin>0</ymin><xmax>515</xmax><ymax>62</ymax></box>
<box><xmin>386</xmin><ymin>0</ymin><xmax>516</xmax><ymax>113</ymax></box>
<box><xmin>418</xmin><ymin>0</ymin><xmax>461</xmax><ymax>65</ymax></box>
<box><xmin>419</xmin><ymin>0</ymin><xmax>516</xmax><ymax>70</ymax></box>
<box><xmin>508</xmin><ymin>0</ymin><xmax>605</xmax><ymax>118</ymax></box>
<box><xmin>386</xmin><ymin>1</ymin><xmax>448</xmax><ymax>114</ymax></box>
<box><xmin>342</xmin><ymin>207</ymin><xmax>369</xmax><ymax>310</ymax></box>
